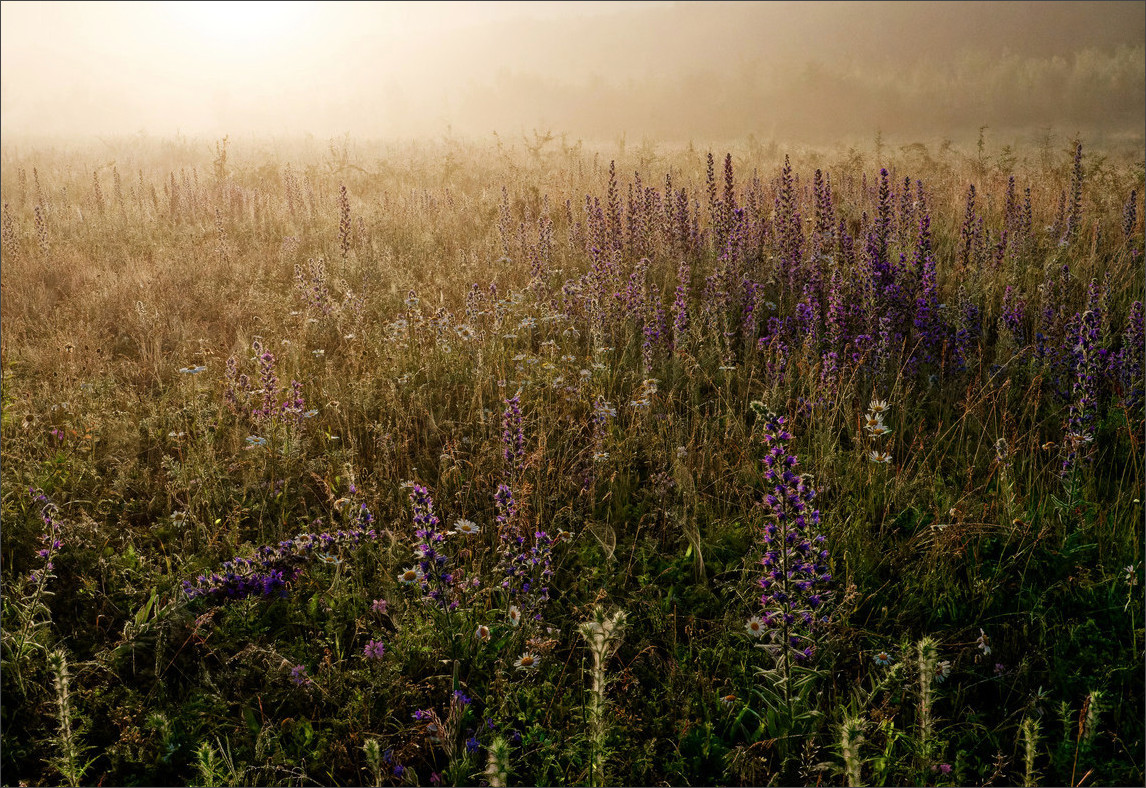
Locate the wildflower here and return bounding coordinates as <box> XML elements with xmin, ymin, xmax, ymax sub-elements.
<box><xmin>363</xmin><ymin>640</ymin><xmax>386</xmax><ymax>660</ymax></box>
<box><xmin>745</xmin><ymin>617</ymin><xmax>766</xmax><ymax>638</ymax></box>
<box><xmin>1126</xmin><ymin>565</ymin><xmax>1139</xmax><ymax>587</ymax></box>
<box><xmin>476</xmin><ymin>624</ymin><xmax>491</xmax><ymax>642</ymax></box>
<box><xmin>178</xmin><ymin>365</ymin><xmax>208</xmax><ymax>374</ymax></box>
<box><xmin>868</xmin><ymin>399</ymin><xmax>888</xmax><ymax>414</ymax></box>
<box><xmin>866</xmin><ymin>422</ymin><xmax>892</xmax><ymax>438</ymax></box>
<box><xmin>676</xmin><ymin>445</ymin><xmax>688</xmax><ymax>458</ymax></box>
<box><xmin>933</xmin><ymin>764</ymin><xmax>952</xmax><ymax>775</ymax></box>
<box><xmin>398</xmin><ymin>566</ymin><xmax>424</xmax><ymax>585</ymax></box>
<box><xmin>935</xmin><ymin>660</ymin><xmax>952</xmax><ymax>682</ymax></box>
<box><xmin>453</xmin><ymin>690</ymin><xmax>472</xmax><ymax>706</ymax></box>
<box><xmin>869</xmin><ymin>450</ymin><xmax>893</xmax><ymax>464</ymax></box>
<box><xmin>593</xmin><ymin>451</ymin><xmax>610</xmax><ymax>462</ymax></box>
<box><xmin>719</xmin><ymin>693</ymin><xmax>738</xmax><ymax>707</ymax></box>
<box><xmin>372</xmin><ymin>598</ymin><xmax>389</xmax><ymax>614</ymax></box>
<box><xmin>863</xmin><ymin>414</ymin><xmax>885</xmax><ymax>431</ymax></box>
<box><xmin>303</xmin><ymin>409</ymin><xmax>318</xmax><ymax>418</ymax></box>
<box><xmin>873</xmin><ymin>650</ymin><xmax>893</xmax><ymax>666</ymax></box>
<box><xmin>514</xmin><ymin>652</ymin><xmax>539</xmax><ymax>671</ymax></box>
<box><xmin>508</xmin><ymin>605</ymin><xmax>522</xmax><ymax>627</ymax></box>
<box><xmin>976</xmin><ymin>628</ymin><xmax>991</xmax><ymax>656</ymax></box>
<box><xmin>245</xmin><ymin>435</ymin><xmax>267</xmax><ymax>448</ymax></box>
<box><xmin>755</xmin><ymin>409</ymin><xmax>832</xmax><ymax>662</ymax></box>
<box><xmin>312</xmin><ymin>349</ymin><xmax>325</xmax><ymax>358</ymax></box>
<box><xmin>453</xmin><ymin>519</ymin><xmax>480</xmax><ymax>536</ymax></box>
<box><xmin>457</xmin><ymin>325</ymin><xmax>476</xmax><ymax>341</ymax></box>
<box><xmin>466</xmin><ymin>736</ymin><xmax>480</xmax><ymax>754</ymax></box>
<box><xmin>290</xmin><ymin>664</ymin><xmax>310</xmax><ymax>686</ymax></box>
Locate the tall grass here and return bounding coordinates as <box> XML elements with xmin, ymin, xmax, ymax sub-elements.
<box><xmin>0</xmin><ymin>131</ymin><xmax>1142</xmax><ymax>786</ymax></box>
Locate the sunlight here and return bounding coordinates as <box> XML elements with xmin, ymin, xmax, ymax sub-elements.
<box><xmin>167</xmin><ymin>0</ymin><xmax>311</xmax><ymax>54</ymax></box>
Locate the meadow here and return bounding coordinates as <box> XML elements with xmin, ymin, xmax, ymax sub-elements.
<box><xmin>0</xmin><ymin>132</ymin><xmax>1143</xmax><ymax>787</ymax></box>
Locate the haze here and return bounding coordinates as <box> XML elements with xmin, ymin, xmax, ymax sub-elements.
<box><xmin>1</xmin><ymin>0</ymin><xmax>1143</xmax><ymax>142</ymax></box>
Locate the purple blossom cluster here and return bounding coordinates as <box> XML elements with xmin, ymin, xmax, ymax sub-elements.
<box><xmin>28</xmin><ymin>487</ymin><xmax>62</xmax><ymax>587</ymax></box>
<box><xmin>223</xmin><ymin>339</ymin><xmax>311</xmax><ymax>427</ymax></box>
<box><xmin>294</xmin><ymin>257</ymin><xmax>334</xmax><ymax>315</ymax></box>
<box><xmin>493</xmin><ymin>484</ymin><xmax>553</xmax><ymax>621</ymax></box>
<box><xmin>408</xmin><ymin>484</ymin><xmax>454</xmax><ymax>607</ymax></box>
<box><xmin>183</xmin><ymin>505</ymin><xmax>378</xmax><ymax>601</ymax></box>
<box><xmin>502</xmin><ymin>392</ymin><xmax>525</xmax><ymax>476</ymax></box>
<box><xmin>752</xmin><ymin>408</ymin><xmax>831</xmax><ymax>662</ymax></box>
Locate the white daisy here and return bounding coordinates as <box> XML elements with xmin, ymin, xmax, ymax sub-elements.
<box><xmin>514</xmin><ymin>652</ymin><xmax>540</xmax><ymax>671</ymax></box>
<box><xmin>453</xmin><ymin>519</ymin><xmax>480</xmax><ymax>536</ymax></box>
<box><xmin>398</xmin><ymin>566</ymin><xmax>424</xmax><ymax>585</ymax></box>
<box><xmin>508</xmin><ymin>605</ymin><xmax>522</xmax><ymax>627</ymax></box>
<box><xmin>745</xmin><ymin>616</ymin><xmax>766</xmax><ymax>638</ymax></box>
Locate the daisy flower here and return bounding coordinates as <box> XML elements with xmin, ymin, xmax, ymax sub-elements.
<box><xmin>869</xmin><ymin>450</ymin><xmax>893</xmax><ymax>464</ymax></box>
<box><xmin>868</xmin><ymin>399</ymin><xmax>889</xmax><ymax>414</ymax></box>
<box><xmin>453</xmin><ymin>519</ymin><xmax>480</xmax><ymax>536</ymax></box>
<box><xmin>398</xmin><ymin>566</ymin><xmax>424</xmax><ymax>585</ymax></box>
<box><xmin>508</xmin><ymin>605</ymin><xmax>522</xmax><ymax>627</ymax></box>
<box><xmin>873</xmin><ymin>650</ymin><xmax>892</xmax><ymax>666</ymax></box>
<box><xmin>514</xmin><ymin>652</ymin><xmax>540</xmax><ymax>671</ymax></box>
<box><xmin>866</xmin><ymin>422</ymin><xmax>892</xmax><ymax>438</ymax></box>
<box><xmin>745</xmin><ymin>616</ymin><xmax>766</xmax><ymax>638</ymax></box>
<box><xmin>476</xmin><ymin>624</ymin><xmax>491</xmax><ymax>642</ymax></box>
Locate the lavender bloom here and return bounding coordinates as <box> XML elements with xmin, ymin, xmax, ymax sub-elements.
<box><xmin>494</xmin><ymin>483</ymin><xmax>553</xmax><ymax>620</ymax></box>
<box><xmin>223</xmin><ymin>355</ymin><xmax>250</xmax><ymax>415</ymax></box>
<box><xmin>1001</xmin><ymin>285</ymin><xmax>1026</xmax><ymax>347</ymax></box>
<box><xmin>363</xmin><ymin>639</ymin><xmax>386</xmax><ymax>660</ymax></box>
<box><xmin>502</xmin><ymin>393</ymin><xmax>525</xmax><ymax>475</ymax></box>
<box><xmin>409</xmin><ymin>484</ymin><xmax>452</xmax><ymax>605</ymax></box>
<box><xmin>1118</xmin><ymin>301</ymin><xmax>1144</xmax><ymax>418</ymax></box>
<box><xmin>753</xmin><ymin>408</ymin><xmax>831</xmax><ymax>662</ymax></box>
<box><xmin>251</xmin><ymin>340</ymin><xmax>279</xmax><ymax>422</ymax></box>
<box><xmin>184</xmin><ymin>505</ymin><xmax>378</xmax><ymax>601</ymax></box>
<box><xmin>290</xmin><ymin>664</ymin><xmax>310</xmax><ymax>686</ymax></box>
<box><xmin>952</xmin><ymin>287</ymin><xmax>981</xmax><ymax>373</ymax></box>
<box><xmin>1062</xmin><ymin>310</ymin><xmax>1102</xmax><ymax>478</ymax></box>
<box><xmin>28</xmin><ymin>488</ymin><xmax>62</xmax><ymax>586</ymax></box>
<box><xmin>1063</xmin><ymin>141</ymin><xmax>1084</xmax><ymax>244</ymax></box>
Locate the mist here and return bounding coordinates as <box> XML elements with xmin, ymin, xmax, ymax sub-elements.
<box><xmin>2</xmin><ymin>0</ymin><xmax>1143</xmax><ymax>143</ymax></box>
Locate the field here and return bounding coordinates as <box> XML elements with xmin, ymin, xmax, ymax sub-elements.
<box><xmin>1</xmin><ymin>133</ymin><xmax>1143</xmax><ymax>787</ymax></box>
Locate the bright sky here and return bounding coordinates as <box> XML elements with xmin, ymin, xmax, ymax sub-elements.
<box><xmin>0</xmin><ymin>0</ymin><xmax>646</xmax><ymax>137</ymax></box>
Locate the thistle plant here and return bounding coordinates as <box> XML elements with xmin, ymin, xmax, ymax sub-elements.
<box><xmin>1021</xmin><ymin>716</ymin><xmax>1042</xmax><ymax>787</ymax></box>
<box><xmin>578</xmin><ymin>606</ymin><xmax>627</xmax><ymax>787</ymax></box>
<box><xmin>47</xmin><ymin>648</ymin><xmax>94</xmax><ymax>788</ymax></box>
<box><xmin>838</xmin><ymin>716</ymin><xmax>867</xmax><ymax>788</ymax></box>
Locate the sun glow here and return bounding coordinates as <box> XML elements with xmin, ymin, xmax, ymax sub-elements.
<box><xmin>167</xmin><ymin>0</ymin><xmax>311</xmax><ymax>54</ymax></box>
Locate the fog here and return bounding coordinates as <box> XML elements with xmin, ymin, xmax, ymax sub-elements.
<box><xmin>2</xmin><ymin>0</ymin><xmax>1143</xmax><ymax>142</ymax></box>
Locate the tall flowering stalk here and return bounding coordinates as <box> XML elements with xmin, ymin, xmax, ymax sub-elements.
<box><xmin>493</xmin><ymin>484</ymin><xmax>553</xmax><ymax>621</ymax></box>
<box><xmin>1117</xmin><ymin>301</ymin><xmax>1144</xmax><ymax>420</ymax></box>
<box><xmin>1062</xmin><ymin>310</ymin><xmax>1102</xmax><ymax>479</ymax></box>
<box><xmin>502</xmin><ymin>392</ymin><xmax>525</xmax><ymax>477</ymax></box>
<box><xmin>7</xmin><ymin>489</ymin><xmax>65</xmax><ymax>692</ymax></box>
<box><xmin>749</xmin><ymin>405</ymin><xmax>831</xmax><ymax>669</ymax></box>
<box><xmin>410</xmin><ymin>484</ymin><xmax>453</xmax><ymax>607</ymax></box>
